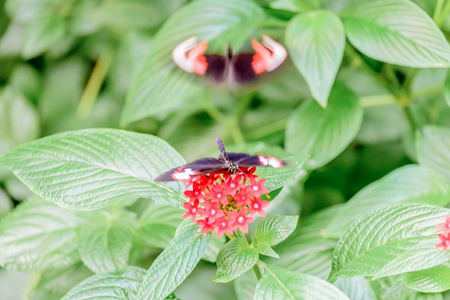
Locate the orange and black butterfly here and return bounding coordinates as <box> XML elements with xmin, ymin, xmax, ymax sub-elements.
<box><xmin>171</xmin><ymin>35</ymin><xmax>287</xmax><ymax>89</ymax></box>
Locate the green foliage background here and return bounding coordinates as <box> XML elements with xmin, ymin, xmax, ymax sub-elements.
<box><xmin>0</xmin><ymin>0</ymin><xmax>450</xmax><ymax>299</ymax></box>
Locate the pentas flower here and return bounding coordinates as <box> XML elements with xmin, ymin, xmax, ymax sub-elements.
<box><xmin>437</xmin><ymin>215</ymin><xmax>450</xmax><ymax>235</ymax></box>
<box><xmin>436</xmin><ymin>233</ymin><xmax>450</xmax><ymax>252</ymax></box>
<box><xmin>436</xmin><ymin>215</ymin><xmax>450</xmax><ymax>253</ymax></box>
<box><xmin>181</xmin><ymin>167</ymin><xmax>270</xmax><ymax>238</ymax></box>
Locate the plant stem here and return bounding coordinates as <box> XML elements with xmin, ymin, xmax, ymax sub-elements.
<box><xmin>253</xmin><ymin>263</ymin><xmax>263</xmax><ymax>280</ymax></box>
<box><xmin>411</xmin><ymin>83</ymin><xmax>444</xmax><ymax>99</ymax></box>
<box><xmin>434</xmin><ymin>0</ymin><xmax>444</xmax><ymax>24</ymax></box>
<box><xmin>360</xmin><ymin>94</ymin><xmax>397</xmax><ymax>107</ymax></box>
<box><xmin>437</xmin><ymin>0</ymin><xmax>450</xmax><ymax>26</ymax></box>
<box><xmin>246</xmin><ymin>118</ymin><xmax>288</xmax><ymax>140</ymax></box>
<box><xmin>22</xmin><ymin>272</ymin><xmax>41</xmax><ymax>300</ymax></box>
<box><xmin>77</xmin><ymin>49</ymin><xmax>113</xmax><ymax>116</ymax></box>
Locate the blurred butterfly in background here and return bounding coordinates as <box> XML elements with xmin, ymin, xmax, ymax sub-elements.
<box><xmin>154</xmin><ymin>137</ymin><xmax>286</xmax><ymax>182</ymax></box>
<box><xmin>172</xmin><ymin>35</ymin><xmax>287</xmax><ymax>89</ymax></box>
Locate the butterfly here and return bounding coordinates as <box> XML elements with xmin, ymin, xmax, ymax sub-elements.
<box><xmin>172</xmin><ymin>35</ymin><xmax>287</xmax><ymax>89</ymax></box>
<box><xmin>154</xmin><ymin>137</ymin><xmax>285</xmax><ymax>181</ymax></box>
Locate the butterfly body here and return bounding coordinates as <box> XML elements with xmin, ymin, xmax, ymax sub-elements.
<box><xmin>172</xmin><ymin>35</ymin><xmax>287</xmax><ymax>88</ymax></box>
<box><xmin>154</xmin><ymin>137</ymin><xmax>285</xmax><ymax>182</ymax></box>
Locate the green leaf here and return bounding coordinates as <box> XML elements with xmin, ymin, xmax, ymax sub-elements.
<box><xmin>35</xmin><ymin>262</ymin><xmax>92</xmax><ymax>298</ymax></box>
<box><xmin>326</xmin><ymin>165</ymin><xmax>450</xmax><ymax>237</ymax></box>
<box><xmin>0</xmin><ymin>188</ymin><xmax>12</xmax><ymax>220</ymax></box>
<box><xmin>77</xmin><ymin>210</ymin><xmax>136</xmax><ymax>273</ymax></box>
<box><xmin>417</xmin><ymin>126</ymin><xmax>450</xmax><ymax>183</ymax></box>
<box><xmin>63</xmin><ymin>266</ymin><xmax>146</xmax><ymax>300</ymax></box>
<box><xmin>121</xmin><ymin>0</ymin><xmax>264</xmax><ymax>125</ymax></box>
<box><xmin>402</xmin><ymin>264</ymin><xmax>450</xmax><ymax>293</ymax></box>
<box><xmin>136</xmin><ymin>221</ymin><xmax>210</xmax><ymax>300</ymax></box>
<box><xmin>285</xmin><ymin>83</ymin><xmax>363</xmax><ymax>169</ymax></box>
<box><xmin>334</xmin><ymin>277</ymin><xmax>376</xmax><ymax>300</ymax></box>
<box><xmin>9</xmin><ymin>63</ymin><xmax>42</xmax><ymax>101</ymax></box>
<box><xmin>135</xmin><ymin>203</ymin><xmax>183</xmax><ymax>249</ymax></box>
<box><xmin>342</xmin><ymin>0</ymin><xmax>450</xmax><ymax>67</ymax></box>
<box><xmin>445</xmin><ymin>70</ymin><xmax>450</xmax><ymax>107</ymax></box>
<box><xmin>202</xmin><ymin>235</ymin><xmax>226</xmax><ymax>263</ymax></box>
<box><xmin>255</xmin><ymin>265</ymin><xmax>349</xmax><ymax>300</ymax></box>
<box><xmin>270</xmin><ymin>0</ymin><xmax>318</xmax><ymax>12</ymax></box>
<box><xmin>212</xmin><ymin>237</ymin><xmax>259</xmax><ymax>283</ymax></box>
<box><xmin>0</xmin><ymin>87</ymin><xmax>40</xmax><ymax>155</ymax></box>
<box><xmin>329</xmin><ymin>203</ymin><xmax>450</xmax><ymax>282</ymax></box>
<box><xmin>268</xmin><ymin>206</ymin><xmax>339</xmax><ymax>279</ymax></box>
<box><xmin>94</xmin><ymin>0</ymin><xmax>183</xmax><ymax>30</ymax></box>
<box><xmin>22</xmin><ymin>12</ymin><xmax>66</xmax><ymax>59</ymax></box>
<box><xmin>254</xmin><ymin>215</ymin><xmax>298</xmax><ymax>247</ymax></box>
<box><xmin>286</xmin><ymin>10</ymin><xmax>345</xmax><ymax>107</ymax></box>
<box><xmin>234</xmin><ymin>270</ymin><xmax>258</xmax><ymax>300</ymax></box>
<box><xmin>0</xmin><ymin>129</ymin><xmax>186</xmax><ymax>210</ymax></box>
<box><xmin>0</xmin><ymin>200</ymin><xmax>79</xmax><ymax>272</ymax></box>
<box><xmin>0</xmin><ymin>269</ymin><xmax>29</xmax><ymax>300</ymax></box>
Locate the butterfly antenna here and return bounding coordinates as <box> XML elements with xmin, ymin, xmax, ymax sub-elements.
<box><xmin>216</xmin><ymin>137</ymin><xmax>229</xmax><ymax>161</ymax></box>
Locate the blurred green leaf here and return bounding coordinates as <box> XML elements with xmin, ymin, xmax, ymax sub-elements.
<box><xmin>253</xmin><ymin>215</ymin><xmax>298</xmax><ymax>250</ymax></box>
<box><xmin>234</xmin><ymin>270</ymin><xmax>258</xmax><ymax>300</ymax></box>
<box><xmin>417</xmin><ymin>126</ymin><xmax>450</xmax><ymax>182</ymax></box>
<box><xmin>285</xmin><ymin>83</ymin><xmax>363</xmax><ymax>169</ymax></box>
<box><xmin>270</xmin><ymin>0</ymin><xmax>318</xmax><ymax>12</ymax></box>
<box><xmin>9</xmin><ymin>64</ymin><xmax>41</xmax><ymax>102</ymax></box>
<box><xmin>212</xmin><ymin>238</ymin><xmax>259</xmax><ymax>283</ymax></box>
<box><xmin>63</xmin><ymin>266</ymin><xmax>146</xmax><ymax>300</ymax></box>
<box><xmin>342</xmin><ymin>0</ymin><xmax>450</xmax><ymax>67</ymax></box>
<box><xmin>445</xmin><ymin>70</ymin><xmax>450</xmax><ymax>107</ymax></box>
<box><xmin>0</xmin><ymin>23</ymin><xmax>25</xmax><ymax>56</ymax></box>
<box><xmin>35</xmin><ymin>262</ymin><xmax>92</xmax><ymax>298</ymax></box>
<box><xmin>402</xmin><ymin>263</ymin><xmax>450</xmax><ymax>293</ymax></box>
<box><xmin>38</xmin><ymin>57</ymin><xmax>88</xmax><ymax>133</ymax></box>
<box><xmin>95</xmin><ymin>0</ymin><xmax>185</xmax><ymax>30</ymax></box>
<box><xmin>334</xmin><ymin>277</ymin><xmax>376</xmax><ymax>300</ymax></box>
<box><xmin>0</xmin><ymin>188</ymin><xmax>12</xmax><ymax>220</ymax></box>
<box><xmin>135</xmin><ymin>203</ymin><xmax>183</xmax><ymax>249</ymax></box>
<box><xmin>255</xmin><ymin>265</ymin><xmax>349</xmax><ymax>300</ymax></box>
<box><xmin>77</xmin><ymin>210</ymin><xmax>136</xmax><ymax>273</ymax></box>
<box><xmin>136</xmin><ymin>221</ymin><xmax>209</xmax><ymax>300</ymax></box>
<box><xmin>268</xmin><ymin>206</ymin><xmax>339</xmax><ymax>279</ymax></box>
<box><xmin>0</xmin><ymin>129</ymin><xmax>186</xmax><ymax>210</ymax></box>
<box><xmin>326</xmin><ymin>165</ymin><xmax>450</xmax><ymax>237</ymax></box>
<box><xmin>356</xmin><ymin>104</ymin><xmax>408</xmax><ymax>144</ymax></box>
<box><xmin>22</xmin><ymin>13</ymin><xmax>66</xmax><ymax>59</ymax></box>
<box><xmin>0</xmin><ymin>269</ymin><xmax>29</xmax><ymax>300</ymax></box>
<box><xmin>0</xmin><ymin>87</ymin><xmax>40</xmax><ymax>155</ymax></box>
<box><xmin>286</xmin><ymin>10</ymin><xmax>345</xmax><ymax>107</ymax></box>
<box><xmin>122</xmin><ymin>0</ymin><xmax>264</xmax><ymax>125</ymax></box>
<box><xmin>202</xmin><ymin>235</ymin><xmax>225</xmax><ymax>263</ymax></box>
<box><xmin>329</xmin><ymin>203</ymin><xmax>450</xmax><ymax>281</ymax></box>
<box><xmin>0</xmin><ymin>200</ymin><xmax>79</xmax><ymax>272</ymax></box>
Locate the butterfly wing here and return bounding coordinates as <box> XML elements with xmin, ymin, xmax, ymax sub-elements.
<box><xmin>231</xmin><ymin>53</ymin><xmax>256</xmax><ymax>84</ymax></box>
<box><xmin>227</xmin><ymin>152</ymin><xmax>285</xmax><ymax>168</ymax></box>
<box><xmin>231</xmin><ymin>36</ymin><xmax>287</xmax><ymax>84</ymax></box>
<box><xmin>204</xmin><ymin>55</ymin><xmax>228</xmax><ymax>83</ymax></box>
<box><xmin>154</xmin><ymin>157</ymin><xmax>226</xmax><ymax>182</ymax></box>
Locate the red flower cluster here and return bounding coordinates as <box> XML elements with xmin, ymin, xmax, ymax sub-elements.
<box><xmin>435</xmin><ymin>215</ymin><xmax>450</xmax><ymax>252</ymax></box>
<box><xmin>181</xmin><ymin>167</ymin><xmax>270</xmax><ymax>238</ymax></box>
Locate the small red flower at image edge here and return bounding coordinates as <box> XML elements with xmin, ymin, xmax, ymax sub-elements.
<box><xmin>181</xmin><ymin>167</ymin><xmax>270</xmax><ymax>238</ymax></box>
<box><xmin>435</xmin><ymin>215</ymin><xmax>450</xmax><ymax>253</ymax></box>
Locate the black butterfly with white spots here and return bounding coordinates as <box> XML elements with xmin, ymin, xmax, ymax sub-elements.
<box><xmin>154</xmin><ymin>137</ymin><xmax>285</xmax><ymax>182</ymax></box>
